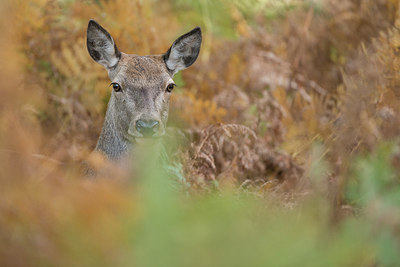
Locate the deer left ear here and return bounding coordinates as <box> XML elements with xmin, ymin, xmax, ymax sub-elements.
<box><xmin>164</xmin><ymin>27</ymin><xmax>202</xmax><ymax>75</ymax></box>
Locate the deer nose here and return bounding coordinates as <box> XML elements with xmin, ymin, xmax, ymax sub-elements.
<box><xmin>135</xmin><ymin>119</ymin><xmax>160</xmax><ymax>137</ymax></box>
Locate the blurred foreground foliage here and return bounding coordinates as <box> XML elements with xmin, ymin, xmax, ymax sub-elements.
<box><xmin>1</xmin><ymin>0</ymin><xmax>400</xmax><ymax>266</ymax></box>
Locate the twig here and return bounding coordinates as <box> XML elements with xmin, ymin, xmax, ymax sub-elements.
<box><xmin>0</xmin><ymin>149</ymin><xmax>65</xmax><ymax>165</ymax></box>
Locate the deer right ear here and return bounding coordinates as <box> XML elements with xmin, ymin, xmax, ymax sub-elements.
<box><xmin>87</xmin><ymin>20</ymin><xmax>121</xmax><ymax>69</ymax></box>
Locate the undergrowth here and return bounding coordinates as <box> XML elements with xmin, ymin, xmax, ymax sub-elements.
<box><xmin>1</xmin><ymin>0</ymin><xmax>400</xmax><ymax>266</ymax></box>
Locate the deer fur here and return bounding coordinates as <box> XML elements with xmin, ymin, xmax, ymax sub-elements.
<box><xmin>87</xmin><ymin>20</ymin><xmax>202</xmax><ymax>160</ymax></box>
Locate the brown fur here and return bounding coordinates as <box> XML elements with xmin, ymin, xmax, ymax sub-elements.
<box><xmin>87</xmin><ymin>20</ymin><xmax>201</xmax><ymax>159</ymax></box>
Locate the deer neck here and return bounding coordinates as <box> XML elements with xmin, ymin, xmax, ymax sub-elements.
<box><xmin>95</xmin><ymin>96</ymin><xmax>131</xmax><ymax>160</ymax></box>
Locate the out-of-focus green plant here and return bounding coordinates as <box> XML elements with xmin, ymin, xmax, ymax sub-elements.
<box><xmin>233</xmin><ymin>0</ymin><xmax>324</xmax><ymax>20</ymax></box>
<box><xmin>347</xmin><ymin>143</ymin><xmax>399</xmax><ymax>208</ymax></box>
<box><xmin>130</xmin><ymin>147</ymin><xmax>374</xmax><ymax>267</ymax></box>
<box><xmin>112</xmin><ymin>141</ymin><xmax>377</xmax><ymax>267</ymax></box>
<box><xmin>172</xmin><ymin>0</ymin><xmax>236</xmax><ymax>38</ymax></box>
<box><xmin>346</xmin><ymin>143</ymin><xmax>400</xmax><ymax>266</ymax></box>
<box><xmin>172</xmin><ymin>0</ymin><xmax>323</xmax><ymax>38</ymax></box>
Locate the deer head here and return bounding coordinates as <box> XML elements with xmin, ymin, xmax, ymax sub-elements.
<box><xmin>87</xmin><ymin>20</ymin><xmax>201</xmax><ymax>159</ymax></box>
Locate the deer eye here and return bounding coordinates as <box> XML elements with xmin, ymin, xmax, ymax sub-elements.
<box><xmin>166</xmin><ymin>83</ymin><xmax>176</xmax><ymax>93</ymax></box>
<box><xmin>111</xmin><ymin>82</ymin><xmax>122</xmax><ymax>92</ymax></box>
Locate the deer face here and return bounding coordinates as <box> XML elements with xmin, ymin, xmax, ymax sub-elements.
<box><xmin>104</xmin><ymin>54</ymin><xmax>174</xmax><ymax>140</ymax></box>
<box><xmin>87</xmin><ymin>20</ymin><xmax>201</xmax><ymax>140</ymax></box>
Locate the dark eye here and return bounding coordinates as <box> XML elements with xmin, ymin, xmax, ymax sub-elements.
<box><xmin>166</xmin><ymin>83</ymin><xmax>176</xmax><ymax>93</ymax></box>
<box><xmin>111</xmin><ymin>82</ymin><xmax>122</xmax><ymax>92</ymax></box>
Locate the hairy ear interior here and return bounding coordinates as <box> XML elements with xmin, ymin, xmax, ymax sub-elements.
<box><xmin>87</xmin><ymin>20</ymin><xmax>121</xmax><ymax>69</ymax></box>
<box><xmin>164</xmin><ymin>27</ymin><xmax>202</xmax><ymax>74</ymax></box>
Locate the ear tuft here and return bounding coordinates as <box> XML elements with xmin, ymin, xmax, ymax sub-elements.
<box><xmin>164</xmin><ymin>27</ymin><xmax>202</xmax><ymax>74</ymax></box>
<box><xmin>87</xmin><ymin>20</ymin><xmax>121</xmax><ymax>69</ymax></box>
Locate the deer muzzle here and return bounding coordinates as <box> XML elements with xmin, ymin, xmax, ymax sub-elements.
<box><xmin>135</xmin><ymin>119</ymin><xmax>160</xmax><ymax>138</ymax></box>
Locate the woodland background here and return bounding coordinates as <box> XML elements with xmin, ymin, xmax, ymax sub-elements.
<box><xmin>1</xmin><ymin>0</ymin><xmax>400</xmax><ymax>266</ymax></box>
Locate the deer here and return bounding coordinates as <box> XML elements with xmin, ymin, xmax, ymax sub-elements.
<box><xmin>86</xmin><ymin>20</ymin><xmax>202</xmax><ymax>160</ymax></box>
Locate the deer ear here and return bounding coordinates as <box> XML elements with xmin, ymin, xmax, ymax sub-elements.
<box><xmin>164</xmin><ymin>27</ymin><xmax>202</xmax><ymax>74</ymax></box>
<box><xmin>87</xmin><ymin>20</ymin><xmax>121</xmax><ymax>69</ymax></box>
